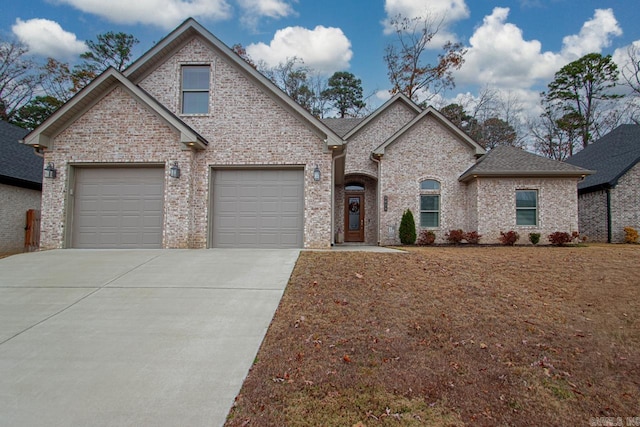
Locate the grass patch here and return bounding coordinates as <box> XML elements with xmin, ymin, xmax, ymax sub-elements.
<box><xmin>226</xmin><ymin>245</ymin><xmax>640</xmax><ymax>426</ymax></box>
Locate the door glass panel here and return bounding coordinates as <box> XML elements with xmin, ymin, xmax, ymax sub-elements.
<box><xmin>348</xmin><ymin>197</ymin><xmax>360</xmax><ymax>231</ymax></box>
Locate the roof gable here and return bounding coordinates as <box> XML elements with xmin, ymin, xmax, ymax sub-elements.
<box><xmin>459</xmin><ymin>145</ymin><xmax>593</xmax><ymax>182</ymax></box>
<box><xmin>124</xmin><ymin>18</ymin><xmax>342</xmax><ymax>149</ymax></box>
<box><xmin>0</xmin><ymin>121</ymin><xmax>42</xmax><ymax>188</ymax></box>
<box><xmin>342</xmin><ymin>93</ymin><xmax>421</xmax><ymax>141</ymax></box>
<box><xmin>373</xmin><ymin>106</ymin><xmax>486</xmax><ymax>156</ymax></box>
<box><xmin>22</xmin><ymin>68</ymin><xmax>208</xmax><ymax>150</ymax></box>
<box><xmin>565</xmin><ymin>124</ymin><xmax>640</xmax><ymax>190</ymax></box>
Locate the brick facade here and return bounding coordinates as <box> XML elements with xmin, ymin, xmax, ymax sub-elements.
<box><xmin>577</xmin><ymin>190</ymin><xmax>608</xmax><ymax>242</ymax></box>
<box><xmin>0</xmin><ymin>183</ymin><xmax>41</xmax><ymax>253</ymax></box>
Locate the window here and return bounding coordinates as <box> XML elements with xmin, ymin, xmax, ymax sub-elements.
<box><xmin>182</xmin><ymin>66</ymin><xmax>210</xmax><ymax>114</ymax></box>
<box><xmin>516</xmin><ymin>190</ymin><xmax>537</xmax><ymax>226</ymax></box>
<box><xmin>345</xmin><ymin>182</ymin><xmax>364</xmax><ymax>191</ymax></box>
<box><xmin>420</xmin><ymin>180</ymin><xmax>440</xmax><ymax>227</ymax></box>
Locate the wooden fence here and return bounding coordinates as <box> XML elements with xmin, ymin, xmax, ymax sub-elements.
<box><xmin>24</xmin><ymin>209</ymin><xmax>41</xmax><ymax>252</ymax></box>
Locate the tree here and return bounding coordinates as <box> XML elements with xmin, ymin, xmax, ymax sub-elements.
<box><xmin>384</xmin><ymin>14</ymin><xmax>466</xmax><ymax>103</ymax></box>
<box><xmin>231</xmin><ymin>43</ymin><xmax>257</xmax><ymax>69</ymax></box>
<box><xmin>476</xmin><ymin>117</ymin><xmax>517</xmax><ymax>149</ymax></box>
<box><xmin>399</xmin><ymin>209</ymin><xmax>417</xmax><ymax>245</ymax></box>
<box><xmin>620</xmin><ymin>43</ymin><xmax>640</xmax><ymax>97</ymax></box>
<box><xmin>12</xmin><ymin>95</ymin><xmax>63</xmax><ymax>130</ymax></box>
<box><xmin>80</xmin><ymin>31</ymin><xmax>139</xmax><ymax>72</ymax></box>
<box><xmin>0</xmin><ymin>38</ymin><xmax>42</xmax><ymax>122</ymax></box>
<box><xmin>529</xmin><ymin>107</ymin><xmax>581</xmax><ymax>161</ymax></box>
<box><xmin>542</xmin><ymin>53</ymin><xmax>622</xmax><ymax>148</ymax></box>
<box><xmin>321</xmin><ymin>71</ymin><xmax>366</xmax><ymax>118</ymax></box>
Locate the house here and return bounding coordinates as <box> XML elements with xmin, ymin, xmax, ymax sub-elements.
<box><xmin>565</xmin><ymin>124</ymin><xmax>640</xmax><ymax>243</ymax></box>
<box><xmin>23</xmin><ymin>18</ymin><xmax>591</xmax><ymax>249</ymax></box>
<box><xmin>0</xmin><ymin>120</ymin><xmax>43</xmax><ymax>253</ymax></box>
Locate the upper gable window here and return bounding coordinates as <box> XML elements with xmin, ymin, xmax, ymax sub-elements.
<box><xmin>182</xmin><ymin>66</ymin><xmax>210</xmax><ymax>114</ymax></box>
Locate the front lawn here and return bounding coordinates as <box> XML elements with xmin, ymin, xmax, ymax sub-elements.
<box><xmin>226</xmin><ymin>245</ymin><xmax>640</xmax><ymax>426</ymax></box>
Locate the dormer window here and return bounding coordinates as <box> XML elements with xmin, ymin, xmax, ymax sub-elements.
<box><xmin>182</xmin><ymin>65</ymin><xmax>210</xmax><ymax>114</ymax></box>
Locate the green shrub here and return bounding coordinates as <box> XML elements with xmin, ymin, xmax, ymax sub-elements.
<box><xmin>464</xmin><ymin>231</ymin><xmax>481</xmax><ymax>244</ymax></box>
<box><xmin>529</xmin><ymin>232</ymin><xmax>541</xmax><ymax>245</ymax></box>
<box><xmin>417</xmin><ymin>230</ymin><xmax>436</xmax><ymax>245</ymax></box>
<box><xmin>445</xmin><ymin>229</ymin><xmax>465</xmax><ymax>244</ymax></box>
<box><xmin>499</xmin><ymin>231</ymin><xmax>520</xmax><ymax>246</ymax></box>
<box><xmin>399</xmin><ymin>209</ymin><xmax>417</xmax><ymax>245</ymax></box>
<box><xmin>624</xmin><ymin>226</ymin><xmax>639</xmax><ymax>244</ymax></box>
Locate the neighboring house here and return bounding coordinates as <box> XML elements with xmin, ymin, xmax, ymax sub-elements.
<box><xmin>0</xmin><ymin>121</ymin><xmax>43</xmax><ymax>253</ymax></box>
<box><xmin>23</xmin><ymin>18</ymin><xmax>591</xmax><ymax>249</ymax></box>
<box><xmin>565</xmin><ymin>124</ymin><xmax>640</xmax><ymax>243</ymax></box>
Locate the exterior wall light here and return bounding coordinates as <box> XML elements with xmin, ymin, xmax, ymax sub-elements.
<box><xmin>169</xmin><ymin>161</ymin><xmax>181</xmax><ymax>179</ymax></box>
<box><xmin>313</xmin><ymin>165</ymin><xmax>321</xmax><ymax>181</ymax></box>
<box><xmin>44</xmin><ymin>162</ymin><xmax>57</xmax><ymax>179</ymax></box>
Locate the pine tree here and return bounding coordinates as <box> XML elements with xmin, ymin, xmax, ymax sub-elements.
<box><xmin>399</xmin><ymin>209</ymin><xmax>417</xmax><ymax>244</ymax></box>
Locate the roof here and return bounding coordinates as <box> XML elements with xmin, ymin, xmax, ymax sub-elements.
<box><xmin>373</xmin><ymin>106</ymin><xmax>486</xmax><ymax>156</ymax></box>
<box><xmin>22</xmin><ymin>68</ymin><xmax>208</xmax><ymax>150</ymax></box>
<box><xmin>459</xmin><ymin>145</ymin><xmax>593</xmax><ymax>182</ymax></box>
<box><xmin>125</xmin><ymin>18</ymin><xmax>343</xmax><ymax>149</ymax></box>
<box><xmin>0</xmin><ymin>121</ymin><xmax>42</xmax><ymax>189</ymax></box>
<box><xmin>565</xmin><ymin>124</ymin><xmax>640</xmax><ymax>191</ymax></box>
<box><xmin>343</xmin><ymin>93</ymin><xmax>421</xmax><ymax>140</ymax></box>
<box><xmin>321</xmin><ymin>118</ymin><xmax>365</xmax><ymax>138</ymax></box>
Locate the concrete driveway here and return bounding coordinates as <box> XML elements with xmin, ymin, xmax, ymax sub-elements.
<box><xmin>0</xmin><ymin>249</ymin><xmax>299</xmax><ymax>427</ymax></box>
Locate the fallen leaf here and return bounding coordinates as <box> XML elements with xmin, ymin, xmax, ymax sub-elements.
<box><xmin>355</xmin><ymin>273</ymin><xmax>364</xmax><ymax>279</ymax></box>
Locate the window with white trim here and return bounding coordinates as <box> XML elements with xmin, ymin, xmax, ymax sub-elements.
<box><xmin>516</xmin><ymin>190</ymin><xmax>538</xmax><ymax>226</ymax></box>
<box><xmin>182</xmin><ymin>66</ymin><xmax>210</xmax><ymax>114</ymax></box>
<box><xmin>420</xmin><ymin>179</ymin><xmax>440</xmax><ymax>228</ymax></box>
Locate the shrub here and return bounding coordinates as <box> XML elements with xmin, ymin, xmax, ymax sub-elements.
<box><xmin>499</xmin><ymin>231</ymin><xmax>520</xmax><ymax>246</ymax></box>
<box><xmin>445</xmin><ymin>229</ymin><xmax>465</xmax><ymax>244</ymax></box>
<box><xmin>399</xmin><ymin>209</ymin><xmax>417</xmax><ymax>244</ymax></box>
<box><xmin>548</xmin><ymin>231</ymin><xmax>573</xmax><ymax>246</ymax></box>
<box><xmin>624</xmin><ymin>226</ymin><xmax>639</xmax><ymax>244</ymax></box>
<box><xmin>417</xmin><ymin>230</ymin><xmax>436</xmax><ymax>246</ymax></box>
<box><xmin>529</xmin><ymin>232</ymin><xmax>541</xmax><ymax>245</ymax></box>
<box><xmin>464</xmin><ymin>231</ymin><xmax>481</xmax><ymax>244</ymax></box>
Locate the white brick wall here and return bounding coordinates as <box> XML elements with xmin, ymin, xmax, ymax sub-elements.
<box><xmin>0</xmin><ymin>183</ymin><xmax>41</xmax><ymax>253</ymax></box>
<box><xmin>577</xmin><ymin>190</ymin><xmax>608</xmax><ymax>242</ymax></box>
<box><xmin>611</xmin><ymin>162</ymin><xmax>640</xmax><ymax>242</ymax></box>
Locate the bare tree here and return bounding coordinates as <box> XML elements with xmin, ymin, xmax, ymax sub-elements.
<box><xmin>0</xmin><ymin>38</ymin><xmax>42</xmax><ymax>122</ymax></box>
<box><xmin>384</xmin><ymin>13</ymin><xmax>466</xmax><ymax>104</ymax></box>
<box><xmin>620</xmin><ymin>43</ymin><xmax>640</xmax><ymax>97</ymax></box>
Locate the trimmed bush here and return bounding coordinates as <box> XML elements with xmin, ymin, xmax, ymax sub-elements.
<box><xmin>464</xmin><ymin>231</ymin><xmax>481</xmax><ymax>244</ymax></box>
<box><xmin>499</xmin><ymin>231</ymin><xmax>520</xmax><ymax>246</ymax></box>
<box><xmin>445</xmin><ymin>229</ymin><xmax>465</xmax><ymax>245</ymax></box>
<box><xmin>624</xmin><ymin>227</ymin><xmax>638</xmax><ymax>244</ymax></box>
<box><xmin>399</xmin><ymin>209</ymin><xmax>417</xmax><ymax>245</ymax></box>
<box><xmin>548</xmin><ymin>231</ymin><xmax>572</xmax><ymax>246</ymax></box>
<box><xmin>417</xmin><ymin>230</ymin><xmax>436</xmax><ymax>246</ymax></box>
<box><xmin>529</xmin><ymin>232</ymin><xmax>541</xmax><ymax>245</ymax></box>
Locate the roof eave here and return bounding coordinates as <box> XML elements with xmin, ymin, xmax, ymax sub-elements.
<box><xmin>458</xmin><ymin>169</ymin><xmax>595</xmax><ymax>183</ymax></box>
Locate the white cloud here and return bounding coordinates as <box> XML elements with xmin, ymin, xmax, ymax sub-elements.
<box><xmin>12</xmin><ymin>18</ymin><xmax>86</xmax><ymax>59</ymax></box>
<box><xmin>246</xmin><ymin>26</ymin><xmax>352</xmax><ymax>75</ymax></box>
<box><xmin>55</xmin><ymin>0</ymin><xmax>232</xmax><ymax>29</ymax></box>
<box><xmin>561</xmin><ymin>8</ymin><xmax>622</xmax><ymax>60</ymax></box>
<box><xmin>382</xmin><ymin>0</ymin><xmax>469</xmax><ymax>45</ymax></box>
<box><xmin>237</xmin><ymin>0</ymin><xmax>297</xmax><ymax>29</ymax></box>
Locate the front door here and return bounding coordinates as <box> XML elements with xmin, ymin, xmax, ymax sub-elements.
<box><xmin>344</xmin><ymin>193</ymin><xmax>365</xmax><ymax>242</ymax></box>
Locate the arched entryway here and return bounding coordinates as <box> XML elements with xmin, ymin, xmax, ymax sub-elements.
<box><xmin>335</xmin><ymin>174</ymin><xmax>378</xmax><ymax>245</ymax></box>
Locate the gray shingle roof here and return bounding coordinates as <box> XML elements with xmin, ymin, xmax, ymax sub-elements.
<box><xmin>0</xmin><ymin>121</ymin><xmax>42</xmax><ymax>189</ymax></box>
<box><xmin>459</xmin><ymin>145</ymin><xmax>592</xmax><ymax>182</ymax></box>
<box><xmin>321</xmin><ymin>118</ymin><xmax>365</xmax><ymax>138</ymax></box>
<box><xmin>565</xmin><ymin>124</ymin><xmax>640</xmax><ymax>191</ymax></box>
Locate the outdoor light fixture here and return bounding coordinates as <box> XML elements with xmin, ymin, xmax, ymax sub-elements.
<box><xmin>313</xmin><ymin>165</ymin><xmax>321</xmax><ymax>181</ymax></box>
<box><xmin>169</xmin><ymin>161</ymin><xmax>181</xmax><ymax>179</ymax></box>
<box><xmin>44</xmin><ymin>162</ymin><xmax>57</xmax><ymax>179</ymax></box>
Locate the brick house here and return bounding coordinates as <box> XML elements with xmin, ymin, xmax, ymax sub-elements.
<box><xmin>23</xmin><ymin>18</ymin><xmax>590</xmax><ymax>249</ymax></box>
<box><xmin>0</xmin><ymin>121</ymin><xmax>43</xmax><ymax>253</ymax></box>
<box><xmin>565</xmin><ymin>124</ymin><xmax>640</xmax><ymax>243</ymax></box>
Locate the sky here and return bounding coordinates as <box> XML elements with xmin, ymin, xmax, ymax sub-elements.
<box><xmin>1</xmin><ymin>0</ymin><xmax>639</xmax><ymax>116</ymax></box>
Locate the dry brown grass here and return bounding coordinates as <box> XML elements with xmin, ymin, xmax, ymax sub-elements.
<box><xmin>226</xmin><ymin>245</ymin><xmax>640</xmax><ymax>426</ymax></box>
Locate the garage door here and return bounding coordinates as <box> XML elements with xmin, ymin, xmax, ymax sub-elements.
<box><xmin>72</xmin><ymin>167</ymin><xmax>164</xmax><ymax>248</ymax></box>
<box><xmin>211</xmin><ymin>169</ymin><xmax>304</xmax><ymax>248</ymax></box>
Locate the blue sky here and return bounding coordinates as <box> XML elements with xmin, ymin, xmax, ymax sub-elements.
<box><xmin>2</xmin><ymin>0</ymin><xmax>638</xmax><ymax>114</ymax></box>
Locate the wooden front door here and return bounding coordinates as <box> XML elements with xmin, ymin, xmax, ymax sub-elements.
<box><xmin>344</xmin><ymin>193</ymin><xmax>364</xmax><ymax>242</ymax></box>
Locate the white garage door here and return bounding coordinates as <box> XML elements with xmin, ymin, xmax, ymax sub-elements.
<box><xmin>72</xmin><ymin>167</ymin><xmax>164</xmax><ymax>248</ymax></box>
<box><xmin>211</xmin><ymin>169</ymin><xmax>304</xmax><ymax>248</ymax></box>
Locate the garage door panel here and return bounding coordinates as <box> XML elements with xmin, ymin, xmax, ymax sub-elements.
<box><xmin>212</xmin><ymin>169</ymin><xmax>303</xmax><ymax>248</ymax></box>
<box><xmin>73</xmin><ymin>168</ymin><xmax>163</xmax><ymax>248</ymax></box>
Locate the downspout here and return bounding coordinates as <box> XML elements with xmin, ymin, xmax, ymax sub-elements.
<box><xmin>371</xmin><ymin>153</ymin><xmax>382</xmax><ymax>246</ymax></box>
<box><xmin>606</xmin><ymin>188</ymin><xmax>612</xmax><ymax>243</ymax></box>
<box><xmin>331</xmin><ymin>147</ymin><xmax>347</xmax><ymax>246</ymax></box>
